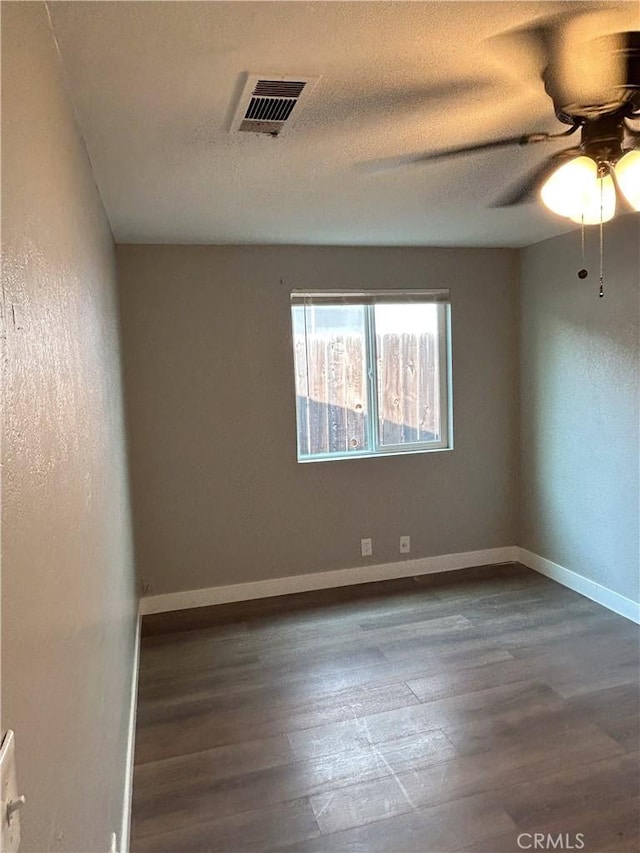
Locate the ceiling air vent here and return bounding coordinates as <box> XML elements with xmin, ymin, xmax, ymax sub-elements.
<box><xmin>231</xmin><ymin>74</ymin><xmax>320</xmax><ymax>137</ymax></box>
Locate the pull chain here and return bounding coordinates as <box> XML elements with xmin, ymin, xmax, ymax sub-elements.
<box><xmin>578</xmin><ymin>215</ymin><xmax>588</xmax><ymax>279</ymax></box>
<box><xmin>599</xmin><ymin>177</ymin><xmax>605</xmax><ymax>298</ymax></box>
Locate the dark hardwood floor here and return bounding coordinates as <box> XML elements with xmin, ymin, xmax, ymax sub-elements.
<box><xmin>131</xmin><ymin>563</ymin><xmax>640</xmax><ymax>853</ymax></box>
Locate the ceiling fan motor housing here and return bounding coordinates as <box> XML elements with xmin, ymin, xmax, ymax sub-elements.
<box><xmin>580</xmin><ymin>112</ymin><xmax>628</xmax><ymax>168</ymax></box>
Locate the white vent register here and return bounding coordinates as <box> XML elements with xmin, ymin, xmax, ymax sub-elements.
<box><xmin>231</xmin><ymin>74</ymin><xmax>319</xmax><ymax>136</ymax></box>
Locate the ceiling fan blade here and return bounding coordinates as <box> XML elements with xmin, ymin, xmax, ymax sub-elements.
<box><xmin>491</xmin><ymin>147</ymin><xmax>581</xmax><ymax>208</ymax></box>
<box><xmin>362</xmin><ymin>134</ymin><xmax>547</xmax><ymax>172</ymax></box>
<box><xmin>302</xmin><ymin>78</ymin><xmax>499</xmax><ymax>135</ymax></box>
<box><xmin>580</xmin><ymin>29</ymin><xmax>640</xmax><ymax>95</ymax></box>
<box><xmin>360</xmin><ymin>124</ymin><xmax>580</xmax><ymax>171</ymax></box>
<box><xmin>546</xmin><ymin>28</ymin><xmax>639</xmax><ymax>115</ymax></box>
<box><xmin>487</xmin><ymin>10</ymin><xmax>576</xmax><ymax>84</ymax></box>
<box><xmin>361</xmin><ymin>125</ymin><xmax>579</xmax><ymax>172</ymax></box>
<box><xmin>405</xmin><ymin>135</ymin><xmax>538</xmax><ymax>163</ymax></box>
<box><xmin>325</xmin><ymin>78</ymin><xmax>494</xmax><ymax>124</ymax></box>
<box><xmin>490</xmin><ymin>10</ymin><xmax>639</xmax><ymax>116</ymax></box>
<box><xmin>624</xmin><ymin>30</ymin><xmax>640</xmax><ymax>90</ymax></box>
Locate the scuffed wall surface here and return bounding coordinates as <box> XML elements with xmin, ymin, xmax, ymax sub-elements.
<box><xmin>117</xmin><ymin>244</ymin><xmax>519</xmax><ymax>595</ymax></box>
<box><xmin>1</xmin><ymin>3</ymin><xmax>137</xmax><ymax>851</ymax></box>
<box><xmin>519</xmin><ymin>214</ymin><xmax>640</xmax><ymax>602</ymax></box>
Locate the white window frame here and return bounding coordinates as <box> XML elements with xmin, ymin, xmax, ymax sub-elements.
<box><xmin>291</xmin><ymin>290</ymin><xmax>453</xmax><ymax>462</ymax></box>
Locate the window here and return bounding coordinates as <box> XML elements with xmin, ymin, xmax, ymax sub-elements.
<box><xmin>291</xmin><ymin>290</ymin><xmax>451</xmax><ymax>461</ymax></box>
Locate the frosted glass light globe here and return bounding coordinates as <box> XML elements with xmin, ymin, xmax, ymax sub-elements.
<box><xmin>540</xmin><ymin>156</ymin><xmax>615</xmax><ymax>224</ymax></box>
<box><xmin>568</xmin><ymin>173</ymin><xmax>615</xmax><ymax>224</ymax></box>
<box><xmin>615</xmin><ymin>150</ymin><xmax>640</xmax><ymax>211</ymax></box>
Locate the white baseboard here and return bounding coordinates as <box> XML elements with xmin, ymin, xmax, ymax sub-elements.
<box><xmin>120</xmin><ymin>610</ymin><xmax>141</xmax><ymax>853</ymax></box>
<box><xmin>518</xmin><ymin>548</ymin><xmax>640</xmax><ymax>625</ymax></box>
<box><xmin>138</xmin><ymin>546</ymin><xmax>639</xmax><ymax>625</ymax></box>
<box><xmin>139</xmin><ymin>546</ymin><xmax>519</xmax><ymax>615</ymax></box>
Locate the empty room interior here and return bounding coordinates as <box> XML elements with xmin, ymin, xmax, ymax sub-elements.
<box><xmin>2</xmin><ymin>1</ymin><xmax>640</xmax><ymax>852</ymax></box>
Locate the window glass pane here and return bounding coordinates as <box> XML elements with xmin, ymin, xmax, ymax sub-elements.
<box><xmin>374</xmin><ymin>303</ymin><xmax>442</xmax><ymax>446</ymax></box>
<box><xmin>292</xmin><ymin>305</ymin><xmax>369</xmax><ymax>457</ymax></box>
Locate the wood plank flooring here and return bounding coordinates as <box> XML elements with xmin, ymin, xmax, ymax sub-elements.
<box><xmin>131</xmin><ymin>563</ymin><xmax>639</xmax><ymax>853</ymax></box>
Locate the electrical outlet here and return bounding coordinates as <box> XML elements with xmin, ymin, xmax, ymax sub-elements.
<box><xmin>400</xmin><ymin>535</ymin><xmax>411</xmax><ymax>554</ymax></box>
<box><xmin>361</xmin><ymin>538</ymin><xmax>373</xmax><ymax>557</ymax></box>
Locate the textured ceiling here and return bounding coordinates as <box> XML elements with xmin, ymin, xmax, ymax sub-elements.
<box><xmin>49</xmin><ymin>1</ymin><xmax>638</xmax><ymax>247</ymax></box>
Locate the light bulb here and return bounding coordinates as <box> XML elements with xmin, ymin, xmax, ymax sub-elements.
<box><xmin>568</xmin><ymin>174</ymin><xmax>615</xmax><ymax>224</ymax></box>
<box><xmin>540</xmin><ymin>155</ymin><xmax>616</xmax><ymax>224</ymax></box>
<box><xmin>615</xmin><ymin>150</ymin><xmax>640</xmax><ymax>211</ymax></box>
<box><xmin>541</xmin><ymin>156</ymin><xmax>598</xmax><ymax>218</ymax></box>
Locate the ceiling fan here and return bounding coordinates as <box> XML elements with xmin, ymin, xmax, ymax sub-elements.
<box><xmin>378</xmin><ymin>14</ymin><xmax>640</xmax><ymax>224</ymax></box>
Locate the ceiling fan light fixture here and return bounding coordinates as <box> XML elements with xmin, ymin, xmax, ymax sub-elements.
<box><xmin>615</xmin><ymin>150</ymin><xmax>640</xmax><ymax>211</ymax></box>
<box><xmin>567</xmin><ymin>173</ymin><xmax>616</xmax><ymax>224</ymax></box>
<box><xmin>540</xmin><ymin>155</ymin><xmax>616</xmax><ymax>223</ymax></box>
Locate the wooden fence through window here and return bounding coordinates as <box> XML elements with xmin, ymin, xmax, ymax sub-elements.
<box><xmin>294</xmin><ymin>332</ymin><xmax>440</xmax><ymax>455</ymax></box>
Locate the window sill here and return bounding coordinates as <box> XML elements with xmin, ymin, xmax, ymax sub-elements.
<box><xmin>297</xmin><ymin>444</ymin><xmax>453</xmax><ymax>463</ymax></box>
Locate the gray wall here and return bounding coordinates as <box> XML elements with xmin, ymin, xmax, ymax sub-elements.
<box><xmin>519</xmin><ymin>214</ymin><xmax>640</xmax><ymax>603</ymax></box>
<box><xmin>117</xmin><ymin>244</ymin><xmax>518</xmax><ymax>595</ymax></box>
<box><xmin>1</xmin><ymin>4</ymin><xmax>138</xmax><ymax>851</ymax></box>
